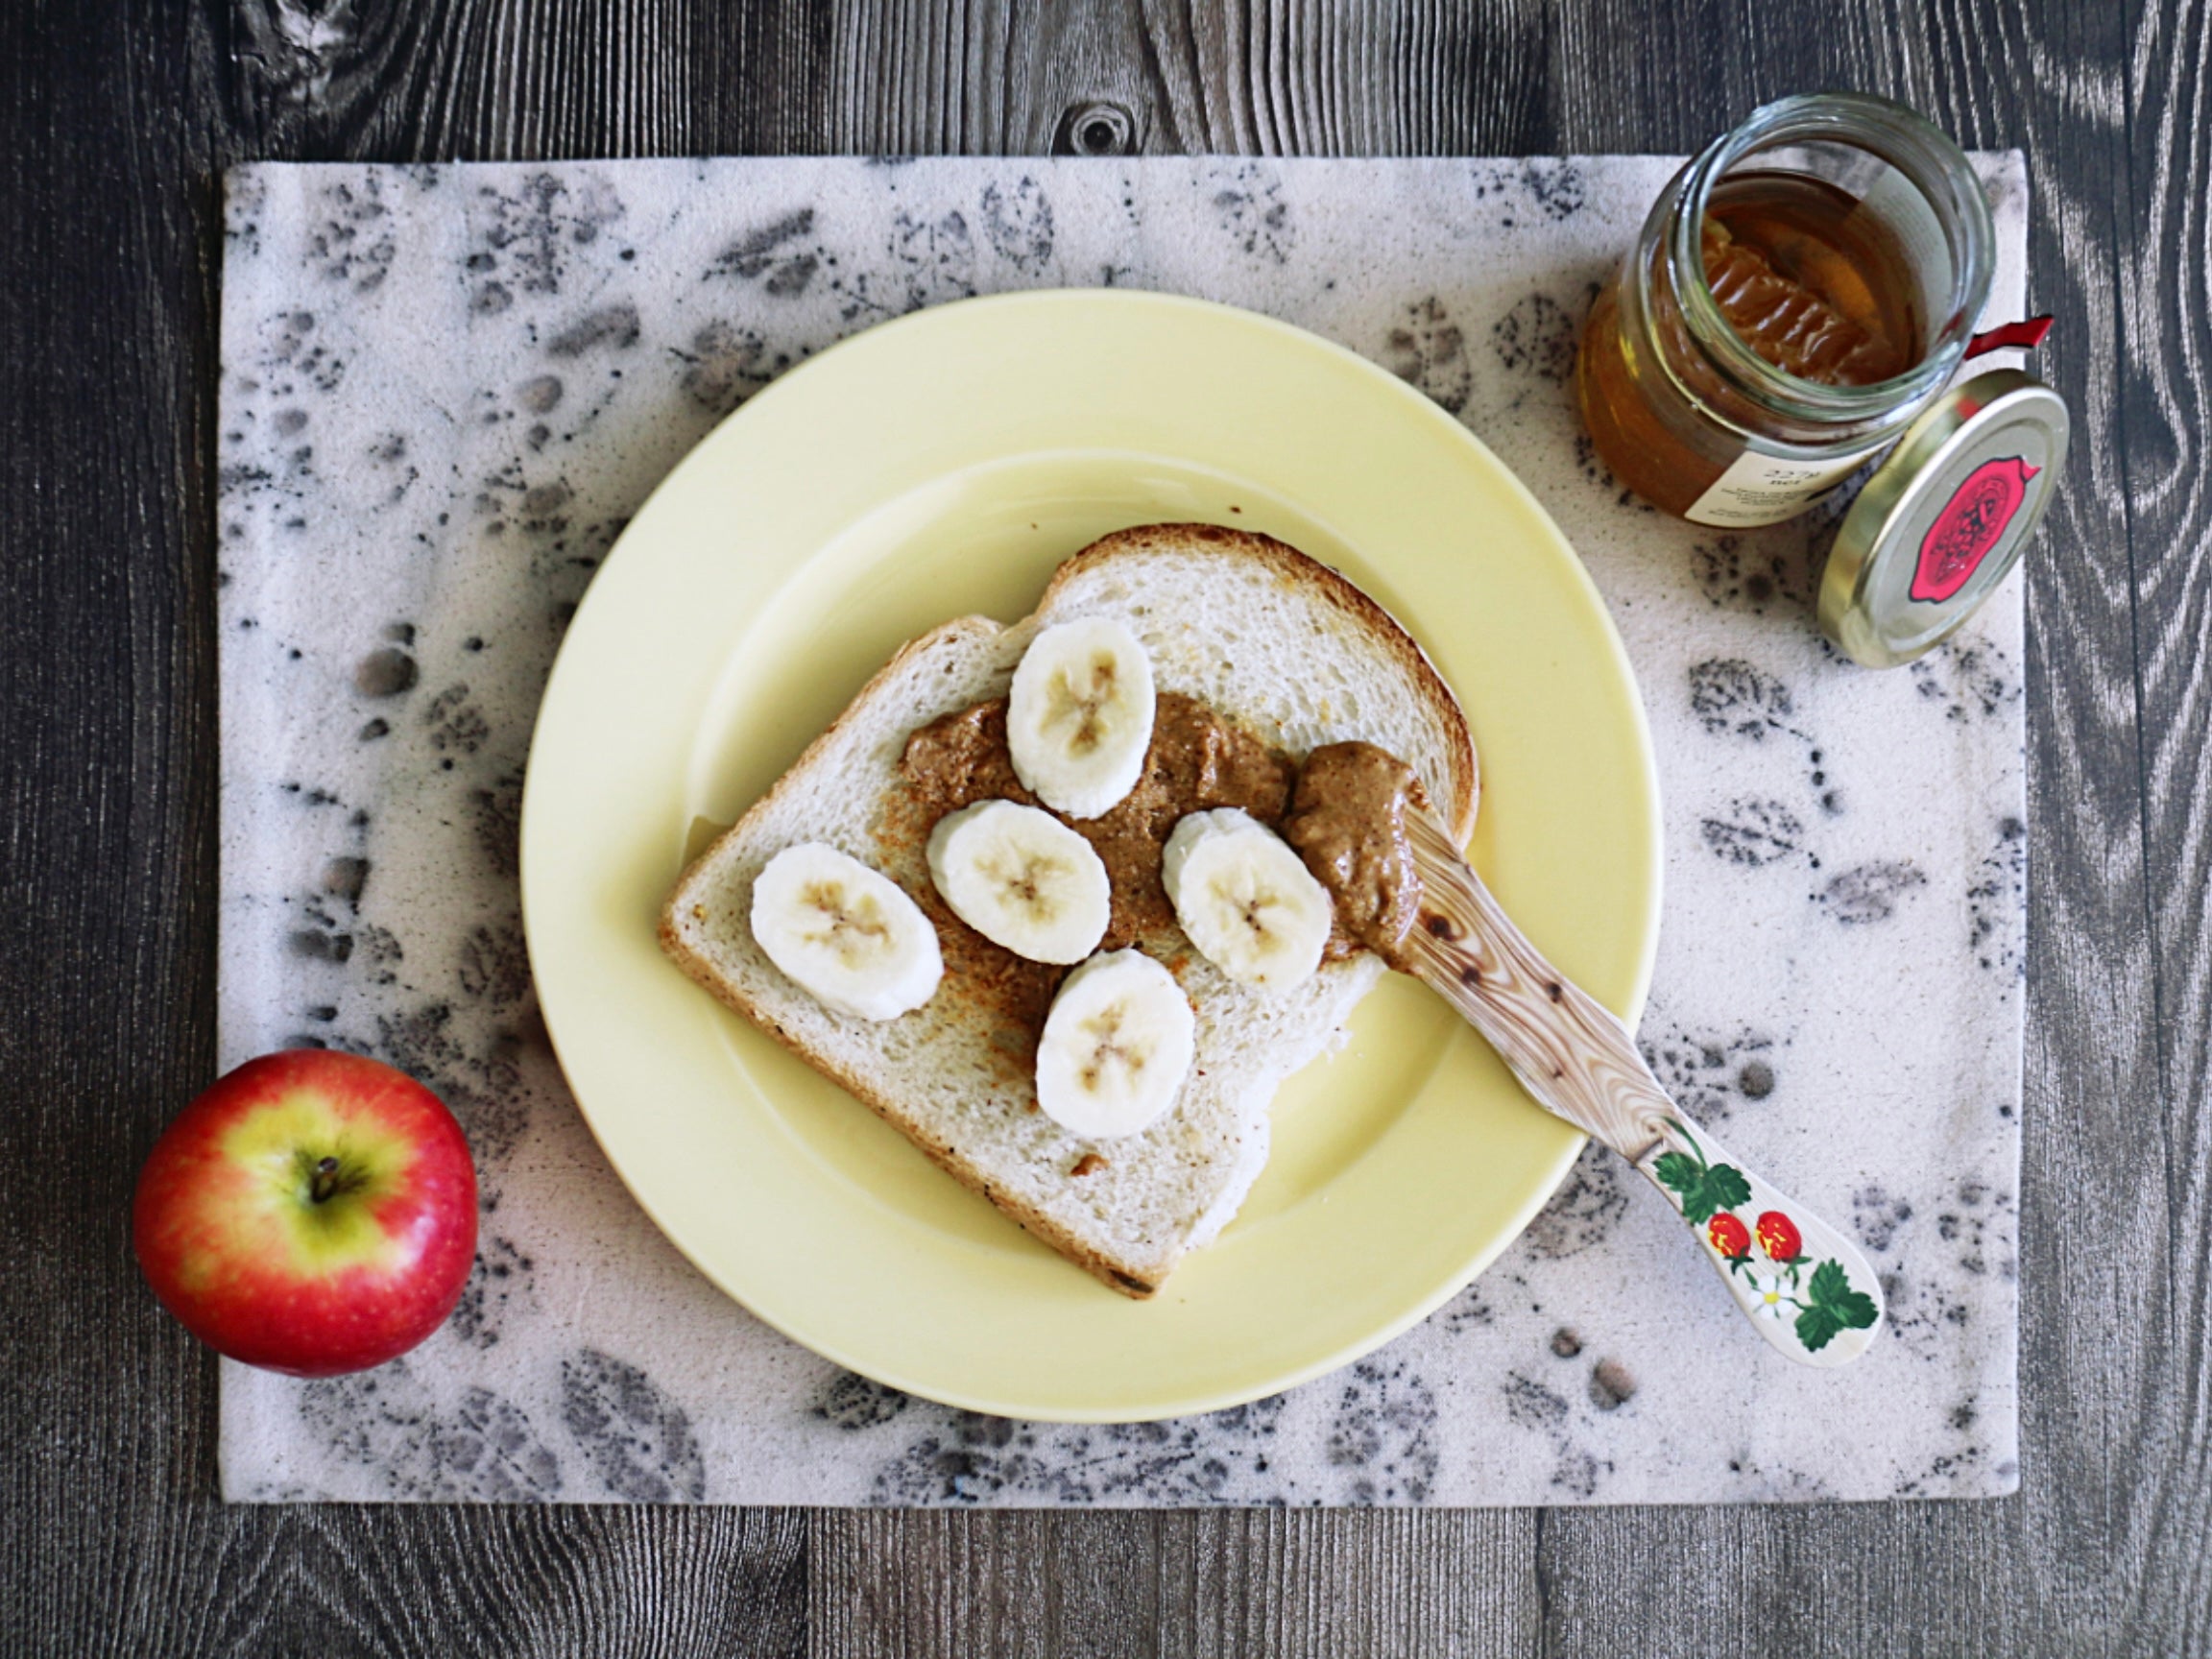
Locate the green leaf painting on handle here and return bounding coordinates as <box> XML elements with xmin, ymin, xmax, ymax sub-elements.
<box><xmin>1794</xmin><ymin>1258</ymin><xmax>1881</xmax><ymax>1353</ymax></box>
<box><xmin>1650</xmin><ymin>1122</ymin><xmax>1752</xmax><ymax>1224</ymax></box>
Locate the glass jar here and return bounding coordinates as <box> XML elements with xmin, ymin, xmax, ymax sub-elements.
<box><xmin>1576</xmin><ymin>93</ymin><xmax>1995</xmax><ymax>527</ymax></box>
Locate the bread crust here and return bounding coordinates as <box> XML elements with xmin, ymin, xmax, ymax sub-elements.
<box><xmin>1046</xmin><ymin>524</ymin><xmax>1479</xmax><ymax>842</ymax></box>
<box><xmin>655</xmin><ymin>926</ymin><xmax>1170</xmax><ymax>1295</ymax></box>
<box><xmin>659</xmin><ymin>524</ymin><xmax>1476</xmax><ymax>1297</ymax></box>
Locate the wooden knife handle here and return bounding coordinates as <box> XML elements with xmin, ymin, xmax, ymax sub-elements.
<box><xmin>1404</xmin><ymin>809</ymin><xmax>1884</xmax><ymax>1367</ymax></box>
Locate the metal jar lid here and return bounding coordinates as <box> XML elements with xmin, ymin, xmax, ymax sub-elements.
<box><xmin>1816</xmin><ymin>368</ymin><xmax>2069</xmax><ymax>668</ymax></box>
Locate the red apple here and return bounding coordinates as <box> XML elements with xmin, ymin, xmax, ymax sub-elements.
<box><xmin>132</xmin><ymin>1049</ymin><xmax>478</xmax><ymax>1377</ymax></box>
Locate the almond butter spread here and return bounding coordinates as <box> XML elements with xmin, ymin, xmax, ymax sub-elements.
<box><xmin>1281</xmin><ymin>741</ymin><xmax>1429</xmax><ymax>971</ymax></box>
<box><xmin>888</xmin><ymin>692</ymin><xmax>1389</xmax><ymax>1064</ymax></box>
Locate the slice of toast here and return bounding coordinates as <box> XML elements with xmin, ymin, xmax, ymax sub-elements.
<box><xmin>660</xmin><ymin>524</ymin><xmax>1478</xmax><ymax>1296</ymax></box>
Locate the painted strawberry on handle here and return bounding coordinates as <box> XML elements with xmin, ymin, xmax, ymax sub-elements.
<box><xmin>1755</xmin><ymin>1210</ymin><xmax>1803</xmax><ymax>1264</ymax></box>
<box><xmin>1647</xmin><ymin>1120</ymin><xmax>1882</xmax><ymax>1359</ymax></box>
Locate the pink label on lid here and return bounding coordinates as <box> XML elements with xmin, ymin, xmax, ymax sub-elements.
<box><xmin>1911</xmin><ymin>456</ymin><xmax>2040</xmax><ymax>604</ymax></box>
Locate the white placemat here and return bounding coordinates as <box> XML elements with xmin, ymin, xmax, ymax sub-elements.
<box><xmin>217</xmin><ymin>155</ymin><xmax>2027</xmax><ymax>1504</ymax></box>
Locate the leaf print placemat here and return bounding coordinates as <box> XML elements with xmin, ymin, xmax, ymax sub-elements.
<box><xmin>218</xmin><ymin>156</ymin><xmax>2028</xmax><ymax>1503</ymax></box>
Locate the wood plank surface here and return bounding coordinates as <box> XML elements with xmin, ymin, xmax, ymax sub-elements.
<box><xmin>2</xmin><ymin>0</ymin><xmax>2204</xmax><ymax>1653</ymax></box>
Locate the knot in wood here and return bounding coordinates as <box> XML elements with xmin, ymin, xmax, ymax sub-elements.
<box><xmin>1056</xmin><ymin>100</ymin><xmax>1138</xmax><ymax>156</ymax></box>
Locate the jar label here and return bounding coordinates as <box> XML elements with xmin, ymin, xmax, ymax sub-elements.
<box><xmin>1685</xmin><ymin>441</ymin><xmax>1887</xmax><ymax>528</ymax></box>
<box><xmin>1911</xmin><ymin>456</ymin><xmax>2040</xmax><ymax>603</ymax></box>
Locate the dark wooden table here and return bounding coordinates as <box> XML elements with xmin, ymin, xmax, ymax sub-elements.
<box><xmin>6</xmin><ymin>2</ymin><xmax>2206</xmax><ymax>1653</ymax></box>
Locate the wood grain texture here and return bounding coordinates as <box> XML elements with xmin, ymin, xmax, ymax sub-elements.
<box><xmin>2109</xmin><ymin>0</ymin><xmax>2212</xmax><ymax>1646</ymax></box>
<box><xmin>2</xmin><ymin>0</ymin><xmax>2205</xmax><ymax>1654</ymax></box>
<box><xmin>810</xmin><ymin>1510</ymin><xmax>1544</xmax><ymax>1657</ymax></box>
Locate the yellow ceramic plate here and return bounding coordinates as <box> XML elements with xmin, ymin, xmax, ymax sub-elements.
<box><xmin>522</xmin><ymin>290</ymin><xmax>1659</xmax><ymax>1422</ymax></box>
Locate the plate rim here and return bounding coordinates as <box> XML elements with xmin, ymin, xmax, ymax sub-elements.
<box><xmin>520</xmin><ymin>286</ymin><xmax>1662</xmax><ymax>1422</ymax></box>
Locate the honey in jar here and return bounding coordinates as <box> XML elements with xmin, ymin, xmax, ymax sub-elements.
<box><xmin>1577</xmin><ymin>94</ymin><xmax>1995</xmax><ymax>527</ymax></box>
<box><xmin>1700</xmin><ymin>173</ymin><xmax>1918</xmax><ymax>386</ymax></box>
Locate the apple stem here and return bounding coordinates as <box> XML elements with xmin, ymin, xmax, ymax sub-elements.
<box><xmin>310</xmin><ymin>1156</ymin><xmax>341</xmax><ymax>1204</ymax></box>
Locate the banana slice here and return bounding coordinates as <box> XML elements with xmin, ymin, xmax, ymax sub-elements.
<box><xmin>926</xmin><ymin>800</ymin><xmax>1112</xmax><ymax>964</ymax></box>
<box><xmin>1162</xmin><ymin>808</ymin><xmax>1334</xmax><ymax>992</ymax></box>
<box><xmin>1035</xmin><ymin>950</ymin><xmax>1196</xmax><ymax>1139</ymax></box>
<box><xmin>749</xmin><ymin>843</ymin><xmax>942</xmax><ymax>1021</ymax></box>
<box><xmin>1006</xmin><ymin>617</ymin><xmax>1156</xmax><ymax>819</ymax></box>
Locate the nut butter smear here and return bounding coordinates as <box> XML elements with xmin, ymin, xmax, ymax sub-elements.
<box><xmin>895</xmin><ymin>692</ymin><xmax>1314</xmax><ymax>1059</ymax></box>
<box><xmin>1281</xmin><ymin>741</ymin><xmax>1429</xmax><ymax>972</ymax></box>
<box><xmin>897</xmin><ymin>702</ymin><xmax>1436</xmax><ymax>1054</ymax></box>
<box><xmin>902</xmin><ymin>692</ymin><xmax>1297</xmax><ymax>950</ymax></box>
